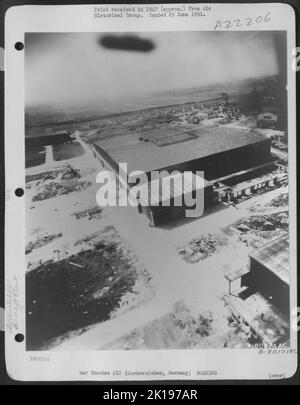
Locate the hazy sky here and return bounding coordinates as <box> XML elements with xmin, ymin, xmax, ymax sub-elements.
<box><xmin>25</xmin><ymin>31</ymin><xmax>279</xmax><ymax>107</ymax></box>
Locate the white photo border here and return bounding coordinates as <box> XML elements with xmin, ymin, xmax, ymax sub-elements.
<box><xmin>4</xmin><ymin>3</ymin><xmax>297</xmax><ymax>381</ymax></box>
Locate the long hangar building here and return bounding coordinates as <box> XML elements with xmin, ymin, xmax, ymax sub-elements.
<box><xmin>93</xmin><ymin>126</ymin><xmax>272</xmax><ymax>226</ymax></box>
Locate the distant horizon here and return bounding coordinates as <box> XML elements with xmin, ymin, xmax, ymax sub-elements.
<box><xmin>25</xmin><ymin>31</ymin><xmax>281</xmax><ymax>109</ymax></box>
<box><xmin>25</xmin><ymin>73</ymin><xmax>278</xmax><ymax>117</ymax></box>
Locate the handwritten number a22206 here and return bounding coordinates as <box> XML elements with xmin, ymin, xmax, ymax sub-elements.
<box><xmin>214</xmin><ymin>12</ymin><xmax>271</xmax><ymax>31</ymax></box>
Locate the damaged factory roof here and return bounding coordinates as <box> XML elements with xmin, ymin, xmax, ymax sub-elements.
<box><xmin>93</xmin><ymin>126</ymin><xmax>269</xmax><ymax>174</ymax></box>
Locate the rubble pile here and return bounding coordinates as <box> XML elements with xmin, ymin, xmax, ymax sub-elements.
<box><xmin>26</xmin><ymin>232</ymin><xmax>63</xmax><ymax>254</ymax></box>
<box><xmin>61</xmin><ymin>167</ymin><xmax>81</xmax><ymax>180</ymax></box>
<box><xmin>73</xmin><ymin>206</ymin><xmax>103</xmax><ymax>220</ymax></box>
<box><xmin>26</xmin><ymin>169</ymin><xmax>62</xmax><ymax>184</ymax></box>
<box><xmin>178</xmin><ymin>233</ymin><xmax>228</xmax><ymax>263</ymax></box>
<box><xmin>74</xmin><ymin>225</ymin><xmax>116</xmax><ymax>247</ymax></box>
<box><xmin>32</xmin><ymin>179</ymin><xmax>91</xmax><ymax>201</ymax></box>
<box><xmin>224</xmin><ymin>212</ymin><xmax>289</xmax><ymax>249</ymax></box>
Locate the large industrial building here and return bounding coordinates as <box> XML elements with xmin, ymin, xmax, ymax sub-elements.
<box><xmin>224</xmin><ymin>234</ymin><xmax>290</xmax><ymax>346</ymax></box>
<box><xmin>93</xmin><ymin>126</ymin><xmax>272</xmax><ymax>225</ymax></box>
<box><xmin>243</xmin><ymin>234</ymin><xmax>290</xmax><ymax>317</ymax></box>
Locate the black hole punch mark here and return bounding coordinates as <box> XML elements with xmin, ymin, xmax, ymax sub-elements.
<box><xmin>15</xmin><ymin>42</ymin><xmax>24</xmax><ymax>51</ymax></box>
<box><xmin>15</xmin><ymin>333</ymin><xmax>24</xmax><ymax>343</ymax></box>
<box><xmin>15</xmin><ymin>188</ymin><xmax>24</xmax><ymax>197</ymax></box>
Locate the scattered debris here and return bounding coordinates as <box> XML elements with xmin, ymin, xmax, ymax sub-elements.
<box><xmin>26</xmin><ymin>169</ymin><xmax>62</xmax><ymax>184</ymax></box>
<box><xmin>267</xmin><ymin>192</ymin><xmax>288</xmax><ymax>208</ymax></box>
<box><xmin>26</xmin><ymin>233</ymin><xmax>63</xmax><ymax>254</ymax></box>
<box><xmin>178</xmin><ymin>233</ymin><xmax>228</xmax><ymax>263</ymax></box>
<box><xmin>32</xmin><ymin>179</ymin><xmax>91</xmax><ymax>201</ymax></box>
<box><xmin>223</xmin><ymin>212</ymin><xmax>288</xmax><ymax>249</ymax></box>
<box><xmin>103</xmin><ymin>301</ymin><xmax>247</xmax><ymax>350</ymax></box>
<box><xmin>73</xmin><ymin>206</ymin><xmax>103</xmax><ymax>220</ymax></box>
<box><xmin>61</xmin><ymin>166</ymin><xmax>81</xmax><ymax>180</ymax></box>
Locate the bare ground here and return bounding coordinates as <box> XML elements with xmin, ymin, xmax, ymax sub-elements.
<box><xmin>102</xmin><ymin>301</ymin><xmax>248</xmax><ymax>350</ymax></box>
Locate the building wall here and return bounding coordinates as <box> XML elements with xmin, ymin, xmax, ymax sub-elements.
<box><xmin>161</xmin><ymin>139</ymin><xmax>271</xmax><ymax>181</ymax></box>
<box><xmin>242</xmin><ymin>257</ymin><xmax>290</xmax><ymax>317</ymax></box>
<box><xmin>93</xmin><ymin>144</ymin><xmax>120</xmax><ymax>173</ymax></box>
<box><xmin>142</xmin><ymin>186</ymin><xmax>217</xmax><ymax>226</ymax></box>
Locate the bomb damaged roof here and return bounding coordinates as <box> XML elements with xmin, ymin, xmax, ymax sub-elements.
<box><xmin>93</xmin><ymin>126</ymin><xmax>269</xmax><ymax>174</ymax></box>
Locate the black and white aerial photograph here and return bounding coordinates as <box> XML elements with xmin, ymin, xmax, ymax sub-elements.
<box><xmin>24</xmin><ymin>30</ymin><xmax>290</xmax><ymax>352</ymax></box>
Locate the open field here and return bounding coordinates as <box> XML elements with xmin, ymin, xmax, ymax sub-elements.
<box><xmin>53</xmin><ymin>141</ymin><xmax>85</xmax><ymax>161</ymax></box>
<box><xmin>25</xmin><ymin>145</ymin><xmax>46</xmax><ymax>168</ymax></box>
